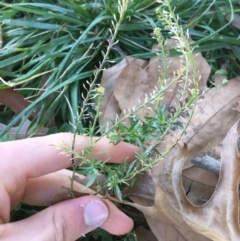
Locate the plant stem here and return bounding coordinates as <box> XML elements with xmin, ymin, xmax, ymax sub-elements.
<box><xmin>69</xmin><ymin>0</ymin><xmax>131</xmax><ymax>197</ymax></box>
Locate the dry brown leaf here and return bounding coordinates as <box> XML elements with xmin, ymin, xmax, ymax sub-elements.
<box><xmin>142</xmin><ymin>217</ymin><xmax>187</xmax><ymax>241</ymax></box>
<box><xmin>113</xmin><ymin>57</ymin><xmax>155</xmax><ymax>122</ymax></box>
<box><xmin>0</xmin><ymin>89</ymin><xmax>50</xmax><ymax>139</ymax></box>
<box><xmin>100</xmin><ymin>56</ymin><xmax>152</xmax><ymax>129</ymax></box>
<box><xmin>99</xmin><ymin>57</ymin><xmax>131</xmax><ymax>131</ymax></box>
<box><xmin>143</xmin><ymin>77</ymin><xmax>240</xmax><ymax>201</ymax></box>
<box><xmin>226</xmin><ymin>13</ymin><xmax>240</xmax><ymax>30</ymax></box>
<box><xmin>127</xmin><ymin>77</ymin><xmax>240</xmax><ymax>240</ymax></box>
<box><xmin>182</xmin><ymin>77</ymin><xmax>240</xmax><ymax>169</ymax></box>
<box><xmin>123</xmin><ymin>121</ymin><xmax>240</xmax><ymax>240</ymax></box>
<box><xmin>119</xmin><ymin>144</ymin><xmax>212</xmax><ymax>241</ymax></box>
<box><xmin>233</xmin><ymin>100</ymin><xmax>240</xmax><ymax>113</ymax></box>
<box><xmin>0</xmin><ymin>118</ymin><xmax>49</xmax><ymax>139</ymax></box>
<box><xmin>99</xmin><ymin>37</ymin><xmax>240</xmax><ymax>240</ymax></box>
<box><xmin>134</xmin><ymin>226</ymin><xmax>157</xmax><ymax>241</ymax></box>
<box><xmin>0</xmin><ymin>88</ymin><xmax>30</xmax><ymax>115</ymax></box>
<box><xmin>100</xmin><ymin>39</ymin><xmax>210</xmax><ymax>131</ymax></box>
<box><xmin>0</xmin><ymin>82</ymin><xmax>55</xmax><ymax>137</ymax></box>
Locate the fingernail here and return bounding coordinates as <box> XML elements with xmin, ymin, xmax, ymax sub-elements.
<box><xmin>83</xmin><ymin>200</ymin><xmax>109</xmax><ymax>227</ymax></box>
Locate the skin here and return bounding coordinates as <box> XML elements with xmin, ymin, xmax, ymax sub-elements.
<box><xmin>0</xmin><ymin>133</ymin><xmax>140</xmax><ymax>241</ymax></box>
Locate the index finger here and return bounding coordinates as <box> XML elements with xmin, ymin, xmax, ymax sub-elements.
<box><xmin>0</xmin><ymin>133</ymin><xmax>140</xmax><ymax>179</ymax></box>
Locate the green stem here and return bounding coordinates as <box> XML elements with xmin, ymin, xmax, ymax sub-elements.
<box><xmin>69</xmin><ymin>0</ymin><xmax>131</xmax><ymax>197</ymax></box>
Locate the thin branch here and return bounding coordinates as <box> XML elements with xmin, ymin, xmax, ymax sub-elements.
<box><xmin>191</xmin><ymin>155</ymin><xmax>220</xmax><ymax>175</ymax></box>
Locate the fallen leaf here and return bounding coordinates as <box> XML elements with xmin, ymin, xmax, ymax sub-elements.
<box><xmin>226</xmin><ymin>13</ymin><xmax>240</xmax><ymax>30</ymax></box>
<box><xmin>117</xmin><ymin>144</ymin><xmax>212</xmax><ymax>241</ymax></box>
<box><xmin>127</xmin><ymin>77</ymin><xmax>240</xmax><ymax>240</ymax></box>
<box><xmin>113</xmin><ymin>56</ymin><xmax>155</xmax><ymax>121</ymax></box>
<box><xmin>182</xmin><ymin>77</ymin><xmax>240</xmax><ymax>170</ymax></box>
<box><xmin>0</xmin><ymin>88</ymin><xmax>30</xmax><ymax>115</ymax></box>
<box><xmin>0</xmin><ymin>118</ymin><xmax>49</xmax><ymax>139</ymax></box>
<box><xmin>0</xmin><ymin>81</ymin><xmax>55</xmax><ymax>138</ymax></box>
<box><xmin>123</xmin><ymin>121</ymin><xmax>240</xmax><ymax>240</ymax></box>
<box><xmin>100</xmin><ymin>56</ymin><xmax>152</xmax><ymax>129</ymax></box>
<box><xmin>99</xmin><ymin>57</ymin><xmax>130</xmax><ymax>131</ymax></box>
<box><xmin>100</xmin><ymin>39</ymin><xmax>211</xmax><ymax>130</ymax></box>
<box><xmin>0</xmin><ymin>87</ymin><xmax>51</xmax><ymax>139</ymax></box>
<box><xmin>144</xmin><ymin>77</ymin><xmax>240</xmax><ymax>203</ymax></box>
<box><xmin>99</xmin><ymin>37</ymin><xmax>240</xmax><ymax>240</ymax></box>
<box><xmin>134</xmin><ymin>226</ymin><xmax>157</xmax><ymax>241</ymax></box>
<box><xmin>232</xmin><ymin>100</ymin><xmax>240</xmax><ymax>113</ymax></box>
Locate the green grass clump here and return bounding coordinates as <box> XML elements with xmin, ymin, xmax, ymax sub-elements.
<box><xmin>0</xmin><ymin>0</ymin><xmax>158</xmax><ymax>138</ymax></box>
<box><xmin>1</xmin><ymin>0</ymin><xmax>239</xmax><ymax>138</ymax></box>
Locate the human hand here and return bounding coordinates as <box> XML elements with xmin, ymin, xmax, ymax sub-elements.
<box><xmin>0</xmin><ymin>133</ymin><xmax>140</xmax><ymax>241</ymax></box>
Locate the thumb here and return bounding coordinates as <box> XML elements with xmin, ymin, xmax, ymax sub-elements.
<box><xmin>0</xmin><ymin>196</ymin><xmax>133</xmax><ymax>241</ymax></box>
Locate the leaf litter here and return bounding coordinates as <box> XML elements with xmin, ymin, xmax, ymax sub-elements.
<box><xmin>52</xmin><ymin>37</ymin><xmax>240</xmax><ymax>240</ymax></box>
<box><xmin>0</xmin><ymin>88</ymin><xmax>50</xmax><ymax>139</ymax></box>
<box><xmin>98</xmin><ymin>36</ymin><xmax>240</xmax><ymax>240</ymax></box>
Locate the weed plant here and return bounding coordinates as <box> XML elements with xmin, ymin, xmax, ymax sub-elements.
<box><xmin>67</xmin><ymin>0</ymin><xmax>200</xmax><ymax>201</ymax></box>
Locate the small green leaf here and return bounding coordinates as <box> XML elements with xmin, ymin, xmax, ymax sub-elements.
<box><xmin>114</xmin><ymin>185</ymin><xmax>123</xmax><ymax>201</ymax></box>
<box><xmin>85</xmin><ymin>174</ymin><xmax>98</xmax><ymax>188</ymax></box>
<box><xmin>215</xmin><ymin>69</ymin><xmax>228</xmax><ymax>76</ymax></box>
<box><xmin>222</xmin><ymin>79</ymin><xmax>228</xmax><ymax>85</ymax></box>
